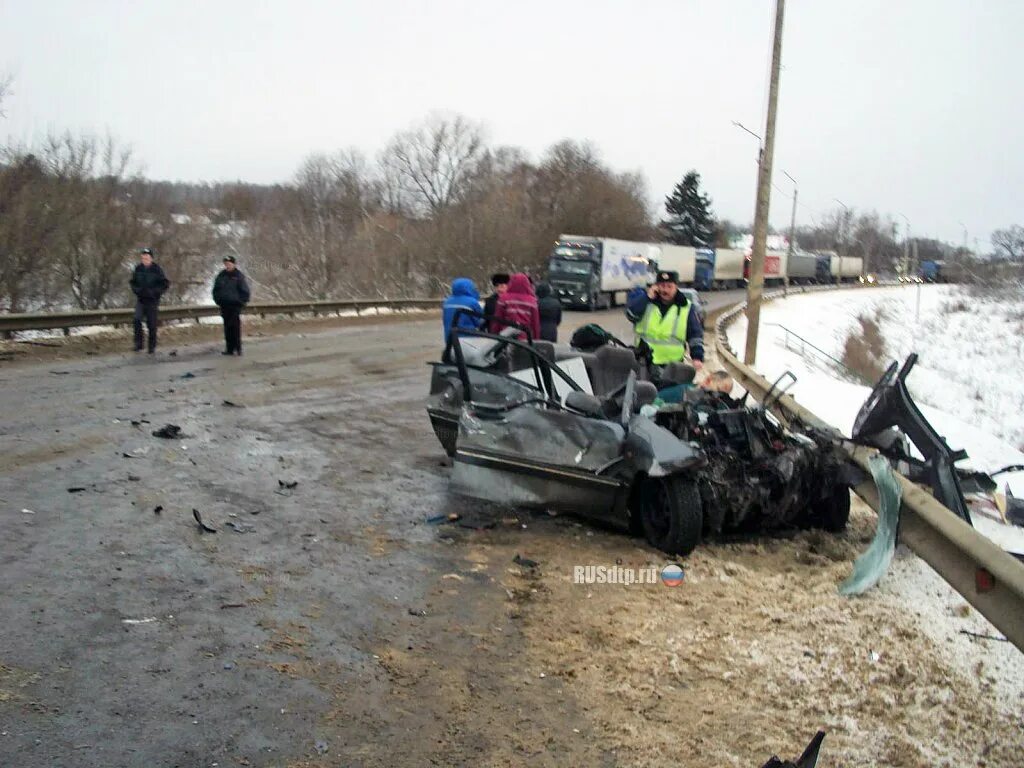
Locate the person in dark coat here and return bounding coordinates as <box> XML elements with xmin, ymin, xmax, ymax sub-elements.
<box><xmin>534</xmin><ymin>282</ymin><xmax>562</xmax><ymax>343</ymax></box>
<box><xmin>212</xmin><ymin>256</ymin><xmax>251</xmax><ymax>356</ymax></box>
<box><xmin>492</xmin><ymin>272</ymin><xmax>540</xmax><ymax>340</ymax></box>
<box><xmin>441</xmin><ymin>277</ymin><xmax>482</xmax><ymax>341</ymax></box>
<box><xmin>129</xmin><ymin>247</ymin><xmax>170</xmax><ymax>353</ymax></box>
<box><xmin>482</xmin><ymin>273</ymin><xmax>509</xmax><ymax>327</ymax></box>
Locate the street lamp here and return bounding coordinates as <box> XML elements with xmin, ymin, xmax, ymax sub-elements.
<box><xmin>898</xmin><ymin>213</ymin><xmax>913</xmax><ymax>279</ymax></box>
<box><xmin>731</xmin><ymin>120</ymin><xmax>763</xmax><ymax>144</ymax></box>
<box><xmin>834</xmin><ymin>199</ymin><xmax>849</xmax><ymax>284</ymax></box>
<box><xmin>782</xmin><ymin>171</ymin><xmax>797</xmax><ymax>295</ymax></box>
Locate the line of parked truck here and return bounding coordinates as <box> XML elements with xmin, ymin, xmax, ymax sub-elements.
<box><xmin>547</xmin><ymin>234</ymin><xmax>864</xmax><ymax>309</ymax></box>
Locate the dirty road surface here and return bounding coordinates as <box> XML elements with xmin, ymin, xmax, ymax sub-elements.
<box><xmin>2</xmin><ymin>294</ymin><xmax>1022</xmax><ymax>767</ymax></box>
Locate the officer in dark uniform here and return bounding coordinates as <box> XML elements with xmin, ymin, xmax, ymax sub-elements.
<box><xmin>129</xmin><ymin>247</ymin><xmax>170</xmax><ymax>353</ymax></box>
<box><xmin>212</xmin><ymin>256</ymin><xmax>251</xmax><ymax>356</ymax></box>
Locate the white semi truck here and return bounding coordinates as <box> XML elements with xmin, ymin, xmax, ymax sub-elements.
<box><xmin>548</xmin><ymin>235</ymin><xmax>657</xmax><ymax>309</ymax></box>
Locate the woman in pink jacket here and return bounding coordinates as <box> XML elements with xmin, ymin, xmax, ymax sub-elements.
<box><xmin>491</xmin><ymin>272</ymin><xmax>540</xmax><ymax>340</ymax></box>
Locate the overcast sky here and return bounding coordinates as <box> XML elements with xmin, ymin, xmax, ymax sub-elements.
<box><xmin>2</xmin><ymin>0</ymin><xmax>1020</xmax><ymax>247</ymax></box>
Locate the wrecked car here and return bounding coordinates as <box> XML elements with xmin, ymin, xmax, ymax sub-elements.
<box><xmin>427</xmin><ymin>316</ymin><xmax>851</xmax><ymax>555</ymax></box>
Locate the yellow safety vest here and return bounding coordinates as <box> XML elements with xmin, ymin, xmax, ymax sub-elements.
<box><xmin>634</xmin><ymin>302</ymin><xmax>689</xmax><ymax>365</ymax></box>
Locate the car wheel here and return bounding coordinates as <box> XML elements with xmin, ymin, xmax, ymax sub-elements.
<box><xmin>638</xmin><ymin>476</ymin><xmax>703</xmax><ymax>555</ymax></box>
<box><xmin>810</xmin><ymin>484</ymin><xmax>851</xmax><ymax>532</ymax></box>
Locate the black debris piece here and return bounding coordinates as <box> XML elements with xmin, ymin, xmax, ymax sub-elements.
<box><xmin>408</xmin><ymin>608</ymin><xmax>427</xmax><ymax>617</ymax></box>
<box><xmin>127</xmin><ymin>474</ymin><xmax>140</xmax><ymax>482</ymax></box>
<box><xmin>152</xmin><ymin>424</ymin><xmax>183</xmax><ymax>439</ymax></box>
<box><xmin>121</xmin><ymin>452</ymin><xmax>139</xmax><ymax>459</ymax></box>
<box><xmin>130</xmin><ymin>419</ymin><xmax>151</xmax><ymax>427</ymax></box>
<box><xmin>50</xmin><ymin>370</ymin><xmax>72</xmax><ymax>375</ymax></box>
<box><xmin>154</xmin><ymin>505</ymin><xmax>163</xmax><ymax>514</ymax></box>
<box><xmin>220</xmin><ymin>603</ymin><xmax>247</xmax><ymax>609</ymax></box>
<box><xmin>278</xmin><ymin>480</ymin><xmax>299</xmax><ymax>489</ymax></box>
<box><xmin>193</xmin><ymin>508</ymin><xmax>217</xmax><ymax>533</ymax></box>
<box><xmin>513</xmin><ymin>554</ymin><xmax>539</xmax><ymax>569</ymax></box>
<box><xmin>222</xmin><ymin>400</ymin><xmax>242</xmax><ymax>408</ymax></box>
<box><xmin>180</xmin><ymin>372</ymin><xmax>196</xmax><ymax>379</ymax></box>
<box><xmin>425</xmin><ymin>514</ymin><xmax>448</xmax><ymax>525</ymax></box>
<box><xmin>67</xmin><ymin>487</ymin><xmax>87</xmax><ymax>494</ymax></box>
<box><xmin>169</xmin><ymin>350</ymin><xmax>178</xmax><ymax>357</ymax></box>
<box><xmin>760</xmin><ymin>731</ymin><xmax>826</xmax><ymax>768</ymax></box>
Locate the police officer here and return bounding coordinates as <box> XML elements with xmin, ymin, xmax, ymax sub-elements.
<box><xmin>625</xmin><ymin>270</ymin><xmax>704</xmax><ymax>382</ymax></box>
<box><xmin>212</xmin><ymin>256</ymin><xmax>251</xmax><ymax>355</ymax></box>
<box><xmin>129</xmin><ymin>247</ymin><xmax>170</xmax><ymax>353</ymax></box>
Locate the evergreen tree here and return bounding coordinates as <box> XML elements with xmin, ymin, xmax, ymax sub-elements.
<box><xmin>662</xmin><ymin>171</ymin><xmax>715</xmax><ymax>247</ymax></box>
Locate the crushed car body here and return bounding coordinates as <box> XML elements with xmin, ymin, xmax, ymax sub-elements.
<box><xmin>426</xmin><ymin>312</ymin><xmax>852</xmax><ymax>555</ymax></box>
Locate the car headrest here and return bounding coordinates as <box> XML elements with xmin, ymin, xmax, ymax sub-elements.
<box><xmin>661</xmin><ymin>362</ymin><xmax>696</xmax><ymax>386</ymax></box>
<box><xmin>634</xmin><ymin>381</ymin><xmax>658</xmax><ymax>410</ymax></box>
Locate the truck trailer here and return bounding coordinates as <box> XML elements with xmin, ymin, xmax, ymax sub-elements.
<box><xmin>651</xmin><ymin>244</ymin><xmax>697</xmax><ymax>285</ymax></box>
<box><xmin>814</xmin><ymin>251</ymin><xmax>863</xmax><ymax>283</ymax></box>
<box><xmin>787</xmin><ymin>252</ymin><xmax>818</xmax><ymax>284</ymax></box>
<box><xmin>694</xmin><ymin>248</ymin><xmax>745</xmax><ymax>290</ymax></box>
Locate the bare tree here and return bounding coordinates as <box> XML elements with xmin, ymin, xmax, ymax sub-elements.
<box><xmin>991</xmin><ymin>225</ymin><xmax>1024</xmax><ymax>262</ymax></box>
<box><xmin>246</xmin><ymin>150</ymin><xmax>389</xmax><ymax>299</ymax></box>
<box><xmin>379</xmin><ymin>114</ymin><xmax>485</xmax><ymax>216</ymax></box>
<box><xmin>0</xmin><ymin>72</ymin><xmax>12</xmax><ymax>118</ymax></box>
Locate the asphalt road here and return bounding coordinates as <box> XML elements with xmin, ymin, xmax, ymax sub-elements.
<box><xmin>0</xmin><ymin>291</ymin><xmax>746</xmax><ymax>767</ymax></box>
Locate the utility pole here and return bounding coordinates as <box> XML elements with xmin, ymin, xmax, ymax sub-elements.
<box><xmin>913</xmin><ymin>239</ymin><xmax>921</xmax><ymax>321</ymax></box>
<box><xmin>834</xmin><ymin>199</ymin><xmax>849</xmax><ymax>285</ymax></box>
<box><xmin>744</xmin><ymin>0</ymin><xmax>786</xmax><ymax>366</ymax></box>
<box><xmin>900</xmin><ymin>214</ymin><xmax>910</xmax><ymax>277</ymax></box>
<box><xmin>783</xmin><ymin>171</ymin><xmax>797</xmax><ymax>297</ymax></box>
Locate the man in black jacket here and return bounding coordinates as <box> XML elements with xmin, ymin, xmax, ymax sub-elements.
<box><xmin>130</xmin><ymin>248</ymin><xmax>170</xmax><ymax>353</ymax></box>
<box><xmin>534</xmin><ymin>282</ymin><xmax>562</xmax><ymax>342</ymax></box>
<box><xmin>482</xmin><ymin>273</ymin><xmax>509</xmax><ymax>327</ymax></box>
<box><xmin>212</xmin><ymin>256</ymin><xmax>251</xmax><ymax>356</ymax></box>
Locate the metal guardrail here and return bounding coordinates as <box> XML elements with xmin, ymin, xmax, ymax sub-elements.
<box><xmin>0</xmin><ymin>298</ymin><xmax>443</xmax><ymax>336</ymax></box>
<box><xmin>714</xmin><ymin>295</ymin><xmax>1024</xmax><ymax>652</ymax></box>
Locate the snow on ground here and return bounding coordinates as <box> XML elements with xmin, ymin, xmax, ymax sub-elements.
<box><xmin>724</xmin><ymin>285</ymin><xmax>1024</xmax><ymax>710</ymax></box>
<box><xmin>725</xmin><ymin>284</ymin><xmax>1024</xmax><ymax>555</ymax></box>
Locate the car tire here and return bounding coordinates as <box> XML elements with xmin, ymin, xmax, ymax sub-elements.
<box><xmin>638</xmin><ymin>476</ymin><xmax>703</xmax><ymax>556</ymax></box>
<box><xmin>810</xmin><ymin>484</ymin><xmax>851</xmax><ymax>532</ymax></box>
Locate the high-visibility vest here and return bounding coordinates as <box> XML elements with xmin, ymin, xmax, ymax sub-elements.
<box><xmin>634</xmin><ymin>302</ymin><xmax>689</xmax><ymax>365</ymax></box>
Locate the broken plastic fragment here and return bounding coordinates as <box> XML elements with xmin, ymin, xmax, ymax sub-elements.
<box><xmin>839</xmin><ymin>454</ymin><xmax>901</xmax><ymax>596</ymax></box>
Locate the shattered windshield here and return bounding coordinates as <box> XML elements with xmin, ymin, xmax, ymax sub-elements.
<box><xmin>549</xmin><ymin>258</ymin><xmax>594</xmax><ymax>276</ymax></box>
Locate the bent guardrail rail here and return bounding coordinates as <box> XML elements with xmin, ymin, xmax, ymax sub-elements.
<box><xmin>0</xmin><ymin>298</ymin><xmax>443</xmax><ymax>337</ymax></box>
<box><xmin>714</xmin><ymin>296</ymin><xmax>1024</xmax><ymax>652</ymax></box>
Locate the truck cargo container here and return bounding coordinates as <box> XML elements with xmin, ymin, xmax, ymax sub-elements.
<box><xmin>694</xmin><ymin>248</ymin><xmax>745</xmax><ymax>290</ymax></box>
